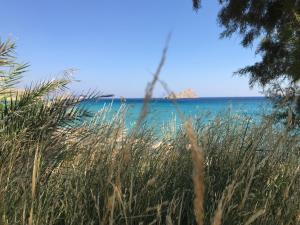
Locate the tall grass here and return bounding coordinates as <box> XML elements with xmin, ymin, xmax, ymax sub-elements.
<box><xmin>1</xmin><ymin>107</ymin><xmax>299</xmax><ymax>224</ymax></box>
<box><xmin>0</xmin><ymin>38</ymin><xmax>299</xmax><ymax>224</ymax></box>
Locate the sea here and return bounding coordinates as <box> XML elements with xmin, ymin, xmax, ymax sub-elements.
<box><xmin>81</xmin><ymin>97</ymin><xmax>272</xmax><ymax>129</ymax></box>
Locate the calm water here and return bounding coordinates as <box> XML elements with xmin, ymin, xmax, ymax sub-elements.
<box><xmin>82</xmin><ymin>97</ymin><xmax>272</xmax><ymax>128</ymax></box>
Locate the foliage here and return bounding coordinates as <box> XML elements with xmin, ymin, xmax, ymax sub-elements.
<box><xmin>193</xmin><ymin>0</ymin><xmax>300</xmax><ymax>130</ymax></box>
<box><xmin>0</xmin><ymin>39</ymin><xmax>92</xmax><ymax>186</ymax></box>
<box><xmin>0</xmin><ymin>39</ymin><xmax>28</xmax><ymax>96</ymax></box>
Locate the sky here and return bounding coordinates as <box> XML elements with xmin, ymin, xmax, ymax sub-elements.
<box><xmin>0</xmin><ymin>0</ymin><xmax>263</xmax><ymax>97</ymax></box>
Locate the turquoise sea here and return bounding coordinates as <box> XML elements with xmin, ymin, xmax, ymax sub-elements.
<box><xmin>82</xmin><ymin>97</ymin><xmax>272</xmax><ymax>128</ymax></box>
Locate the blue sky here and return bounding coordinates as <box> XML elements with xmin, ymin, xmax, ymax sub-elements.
<box><xmin>0</xmin><ymin>0</ymin><xmax>262</xmax><ymax>97</ymax></box>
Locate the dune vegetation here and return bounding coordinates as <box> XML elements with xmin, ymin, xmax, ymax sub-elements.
<box><xmin>0</xmin><ymin>39</ymin><xmax>299</xmax><ymax>225</ymax></box>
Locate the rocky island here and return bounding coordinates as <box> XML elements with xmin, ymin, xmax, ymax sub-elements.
<box><xmin>166</xmin><ymin>88</ymin><xmax>198</xmax><ymax>99</ymax></box>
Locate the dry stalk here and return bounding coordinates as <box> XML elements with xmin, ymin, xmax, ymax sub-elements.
<box><xmin>28</xmin><ymin>146</ymin><xmax>41</xmax><ymax>225</ymax></box>
<box><xmin>243</xmin><ymin>209</ymin><xmax>265</xmax><ymax>225</ymax></box>
<box><xmin>160</xmin><ymin>78</ymin><xmax>205</xmax><ymax>225</ymax></box>
<box><xmin>101</xmin><ymin>35</ymin><xmax>171</xmax><ymax>225</ymax></box>
<box><xmin>118</xmin><ymin>34</ymin><xmax>171</xmax><ymax>186</ymax></box>
<box><xmin>135</xmin><ymin>33</ymin><xmax>171</xmax><ymax>129</ymax></box>
<box><xmin>184</xmin><ymin>121</ymin><xmax>205</xmax><ymax>225</ymax></box>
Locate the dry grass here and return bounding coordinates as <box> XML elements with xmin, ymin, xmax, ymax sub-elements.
<box><xmin>1</xmin><ymin>105</ymin><xmax>299</xmax><ymax>225</ymax></box>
